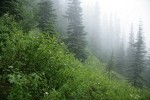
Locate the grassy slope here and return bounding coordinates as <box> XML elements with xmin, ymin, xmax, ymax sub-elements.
<box><xmin>47</xmin><ymin>56</ymin><xmax>150</xmax><ymax>100</ymax></box>
<box><xmin>1</xmin><ymin>29</ymin><xmax>150</xmax><ymax>100</ymax></box>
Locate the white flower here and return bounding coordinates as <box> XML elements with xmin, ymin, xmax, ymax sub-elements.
<box><xmin>45</xmin><ymin>92</ymin><xmax>49</xmax><ymax>95</ymax></box>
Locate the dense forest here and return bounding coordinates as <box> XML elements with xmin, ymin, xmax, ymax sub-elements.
<box><xmin>0</xmin><ymin>0</ymin><xmax>150</xmax><ymax>99</ymax></box>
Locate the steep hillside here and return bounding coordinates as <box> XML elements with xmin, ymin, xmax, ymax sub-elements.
<box><xmin>1</xmin><ymin>30</ymin><xmax>150</xmax><ymax>100</ymax></box>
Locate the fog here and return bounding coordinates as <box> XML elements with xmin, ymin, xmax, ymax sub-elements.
<box><xmin>82</xmin><ymin>0</ymin><xmax>150</xmax><ymax>43</ymax></box>
<box><xmin>53</xmin><ymin>0</ymin><xmax>150</xmax><ymax>62</ymax></box>
<box><xmin>79</xmin><ymin>0</ymin><xmax>150</xmax><ymax>60</ymax></box>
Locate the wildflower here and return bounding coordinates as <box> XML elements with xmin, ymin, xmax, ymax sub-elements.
<box><xmin>45</xmin><ymin>92</ymin><xmax>49</xmax><ymax>95</ymax></box>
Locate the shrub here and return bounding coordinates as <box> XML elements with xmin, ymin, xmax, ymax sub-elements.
<box><xmin>0</xmin><ymin>15</ymin><xmax>149</xmax><ymax>100</ymax></box>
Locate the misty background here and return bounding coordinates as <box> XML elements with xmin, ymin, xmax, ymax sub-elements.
<box><xmin>53</xmin><ymin>0</ymin><xmax>150</xmax><ymax>61</ymax></box>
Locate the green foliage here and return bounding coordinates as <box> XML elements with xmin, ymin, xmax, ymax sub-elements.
<box><xmin>43</xmin><ymin>56</ymin><xmax>150</xmax><ymax>100</ymax></box>
<box><xmin>37</xmin><ymin>0</ymin><xmax>56</xmax><ymax>34</ymax></box>
<box><xmin>0</xmin><ymin>14</ymin><xmax>19</xmax><ymax>98</ymax></box>
<box><xmin>129</xmin><ymin>21</ymin><xmax>146</xmax><ymax>87</ymax></box>
<box><xmin>0</xmin><ymin>28</ymin><xmax>149</xmax><ymax>99</ymax></box>
<box><xmin>0</xmin><ymin>31</ymin><xmax>65</xmax><ymax>99</ymax></box>
<box><xmin>0</xmin><ymin>0</ymin><xmax>15</xmax><ymax>16</ymax></box>
<box><xmin>65</xmin><ymin>0</ymin><xmax>87</xmax><ymax>62</ymax></box>
<box><xmin>1</xmin><ymin>0</ymin><xmax>42</xmax><ymax>33</ymax></box>
<box><xmin>12</xmin><ymin>0</ymin><xmax>38</xmax><ymax>33</ymax></box>
<box><xmin>0</xmin><ymin>14</ymin><xmax>19</xmax><ymax>55</ymax></box>
<box><xmin>0</xmin><ymin>14</ymin><xmax>150</xmax><ymax>100</ymax></box>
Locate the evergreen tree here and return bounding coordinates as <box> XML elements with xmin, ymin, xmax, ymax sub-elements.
<box><xmin>144</xmin><ymin>48</ymin><xmax>150</xmax><ymax>87</ymax></box>
<box><xmin>0</xmin><ymin>0</ymin><xmax>38</xmax><ymax>33</ymax></box>
<box><xmin>107</xmin><ymin>51</ymin><xmax>115</xmax><ymax>76</ymax></box>
<box><xmin>0</xmin><ymin>0</ymin><xmax>23</xmax><ymax>20</ymax></box>
<box><xmin>37</xmin><ymin>0</ymin><xmax>56</xmax><ymax>34</ymax></box>
<box><xmin>129</xmin><ymin>20</ymin><xmax>146</xmax><ymax>87</ymax></box>
<box><xmin>127</xmin><ymin>24</ymin><xmax>135</xmax><ymax>77</ymax></box>
<box><xmin>13</xmin><ymin>0</ymin><xmax>38</xmax><ymax>33</ymax></box>
<box><xmin>65</xmin><ymin>0</ymin><xmax>87</xmax><ymax>62</ymax></box>
<box><xmin>142</xmin><ymin>48</ymin><xmax>150</xmax><ymax>87</ymax></box>
<box><xmin>147</xmin><ymin>48</ymin><xmax>150</xmax><ymax>67</ymax></box>
<box><xmin>0</xmin><ymin>0</ymin><xmax>12</xmax><ymax>16</ymax></box>
<box><xmin>116</xmin><ymin>39</ymin><xmax>125</xmax><ymax>76</ymax></box>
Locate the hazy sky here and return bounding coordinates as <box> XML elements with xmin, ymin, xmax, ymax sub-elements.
<box><xmin>81</xmin><ymin>0</ymin><xmax>150</xmax><ymax>48</ymax></box>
